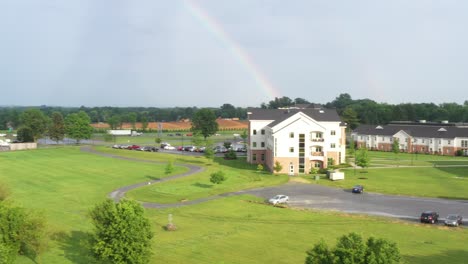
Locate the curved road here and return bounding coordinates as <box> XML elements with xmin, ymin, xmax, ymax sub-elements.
<box><xmin>82</xmin><ymin>146</ymin><xmax>468</xmax><ymax>224</ymax></box>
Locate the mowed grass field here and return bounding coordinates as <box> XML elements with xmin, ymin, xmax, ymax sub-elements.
<box><xmin>0</xmin><ymin>147</ymin><xmax>467</xmax><ymax>263</ymax></box>
<box><xmin>308</xmin><ymin>151</ymin><xmax>468</xmax><ymax>199</ymax></box>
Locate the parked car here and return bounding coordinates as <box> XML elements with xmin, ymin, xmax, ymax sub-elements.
<box><xmin>186</xmin><ymin>133</ymin><xmax>193</xmax><ymax>136</ymax></box>
<box><xmin>167</xmin><ymin>133</ymin><xmax>174</xmax><ymax>136</ymax></box>
<box><xmin>160</xmin><ymin>142</ymin><xmax>170</xmax><ymax>148</ymax></box>
<box><xmin>213</xmin><ymin>146</ymin><xmax>228</xmax><ymax>153</ymax></box>
<box><xmin>184</xmin><ymin>146</ymin><xmax>196</xmax><ymax>152</ymax></box>
<box><xmin>268</xmin><ymin>195</ymin><xmax>289</xmax><ymax>205</ymax></box>
<box><xmin>112</xmin><ymin>144</ymin><xmax>120</xmax><ymax>149</ymax></box>
<box><xmin>127</xmin><ymin>145</ymin><xmax>141</xmax><ymax>150</ymax></box>
<box><xmin>164</xmin><ymin>145</ymin><xmax>176</xmax><ymax>150</ymax></box>
<box><xmin>177</xmin><ymin>146</ymin><xmax>184</xmax><ymax>151</ymax></box>
<box><xmin>444</xmin><ymin>214</ymin><xmax>463</xmax><ymax>227</ymax></box>
<box><xmin>420</xmin><ymin>211</ymin><xmax>439</xmax><ymax>224</ymax></box>
<box><xmin>351</xmin><ymin>185</ymin><xmax>364</xmax><ymax>193</ymax></box>
<box><xmin>175</xmin><ymin>133</ymin><xmax>182</xmax><ymax>136</ymax></box>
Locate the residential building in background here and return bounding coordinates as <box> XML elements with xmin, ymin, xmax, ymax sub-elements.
<box><xmin>352</xmin><ymin>121</ymin><xmax>468</xmax><ymax>156</ymax></box>
<box><xmin>247</xmin><ymin>104</ymin><xmax>346</xmax><ymax>175</ymax></box>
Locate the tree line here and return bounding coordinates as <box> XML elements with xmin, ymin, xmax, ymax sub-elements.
<box><xmin>2</xmin><ymin>94</ymin><xmax>468</xmax><ymax>130</ymax></box>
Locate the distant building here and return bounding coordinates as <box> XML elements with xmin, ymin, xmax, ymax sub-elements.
<box><xmin>247</xmin><ymin>105</ymin><xmax>346</xmax><ymax>175</ymax></box>
<box><xmin>352</xmin><ymin>121</ymin><xmax>468</xmax><ymax>156</ymax></box>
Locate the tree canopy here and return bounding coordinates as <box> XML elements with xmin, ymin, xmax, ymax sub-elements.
<box><xmin>48</xmin><ymin>112</ymin><xmax>65</xmax><ymax>144</ymax></box>
<box><xmin>89</xmin><ymin>199</ymin><xmax>154</xmax><ymax>264</ymax></box>
<box><xmin>191</xmin><ymin>108</ymin><xmax>219</xmax><ymax>139</ymax></box>
<box><xmin>64</xmin><ymin>111</ymin><xmax>93</xmax><ymax>143</ymax></box>
<box><xmin>19</xmin><ymin>108</ymin><xmax>49</xmax><ymax>141</ymax></box>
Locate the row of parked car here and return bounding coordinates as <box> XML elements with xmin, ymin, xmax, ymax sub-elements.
<box><xmin>112</xmin><ymin>144</ymin><xmax>159</xmax><ymax>152</ymax></box>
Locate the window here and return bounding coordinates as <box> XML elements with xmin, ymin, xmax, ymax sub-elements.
<box><xmin>390</xmin><ymin>138</ymin><xmax>393</xmax><ymax>142</ymax></box>
<box><xmin>316</xmin><ymin>147</ymin><xmax>322</xmax><ymax>152</ymax></box>
<box><xmin>430</xmin><ymin>139</ymin><xmax>433</xmax><ymax>143</ymax></box>
<box><xmin>422</xmin><ymin>139</ymin><xmax>425</xmax><ymax>143</ymax></box>
<box><xmin>253</xmin><ymin>142</ymin><xmax>257</xmax><ymax>147</ymax></box>
<box><xmin>289</xmin><ymin>132</ymin><xmax>294</xmax><ymax>138</ymax></box>
<box><xmin>252</xmin><ymin>154</ymin><xmax>257</xmax><ymax>161</ymax></box>
<box><xmin>289</xmin><ymin>147</ymin><xmax>294</xmax><ymax>153</ymax></box>
<box><xmin>261</xmin><ymin>129</ymin><xmax>265</xmax><ymax>135</ymax></box>
<box><xmin>462</xmin><ymin>140</ymin><xmax>468</xmax><ymax>148</ymax></box>
<box><xmin>381</xmin><ymin>137</ymin><xmax>384</xmax><ymax>141</ymax></box>
<box><xmin>316</xmin><ymin>133</ymin><xmax>323</xmax><ymax>138</ymax></box>
<box><xmin>331</xmin><ymin>143</ymin><xmax>336</xmax><ymax>148</ymax></box>
<box><xmin>261</xmin><ymin>154</ymin><xmax>265</xmax><ymax>161</ymax></box>
<box><xmin>253</xmin><ymin>130</ymin><xmax>257</xmax><ymax>135</ymax></box>
<box><xmin>448</xmin><ymin>140</ymin><xmax>451</xmax><ymax>145</ymax></box>
<box><xmin>261</xmin><ymin>142</ymin><xmax>265</xmax><ymax>147</ymax></box>
<box><xmin>331</xmin><ymin>130</ymin><xmax>336</xmax><ymax>136</ymax></box>
<box><xmin>414</xmin><ymin>138</ymin><xmax>417</xmax><ymax>143</ymax></box>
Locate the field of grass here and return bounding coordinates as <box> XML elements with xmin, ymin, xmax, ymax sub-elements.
<box><xmin>310</xmin><ymin>150</ymin><xmax>468</xmax><ymax>199</ymax></box>
<box><xmin>1</xmin><ymin>147</ymin><xmax>468</xmax><ymax>263</ymax></box>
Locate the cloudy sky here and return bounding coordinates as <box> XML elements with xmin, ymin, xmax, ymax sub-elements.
<box><xmin>1</xmin><ymin>0</ymin><xmax>467</xmax><ymax>107</ymax></box>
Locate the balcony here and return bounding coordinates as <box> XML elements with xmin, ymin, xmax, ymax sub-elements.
<box><xmin>311</xmin><ymin>138</ymin><xmax>324</xmax><ymax>142</ymax></box>
<box><xmin>311</xmin><ymin>152</ymin><xmax>324</xmax><ymax>156</ymax></box>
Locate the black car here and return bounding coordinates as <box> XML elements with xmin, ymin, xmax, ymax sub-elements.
<box><xmin>351</xmin><ymin>185</ymin><xmax>364</xmax><ymax>193</ymax></box>
<box><xmin>420</xmin><ymin>211</ymin><xmax>439</xmax><ymax>224</ymax></box>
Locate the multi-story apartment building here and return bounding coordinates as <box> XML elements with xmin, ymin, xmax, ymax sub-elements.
<box><xmin>352</xmin><ymin>121</ymin><xmax>468</xmax><ymax>156</ymax></box>
<box><xmin>247</xmin><ymin>104</ymin><xmax>346</xmax><ymax>175</ymax></box>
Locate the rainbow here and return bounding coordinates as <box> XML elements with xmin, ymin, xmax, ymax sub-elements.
<box><xmin>184</xmin><ymin>0</ymin><xmax>281</xmax><ymax>99</ymax></box>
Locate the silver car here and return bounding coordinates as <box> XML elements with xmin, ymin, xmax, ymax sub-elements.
<box><xmin>444</xmin><ymin>214</ymin><xmax>463</xmax><ymax>227</ymax></box>
<box><xmin>268</xmin><ymin>195</ymin><xmax>289</xmax><ymax>205</ymax></box>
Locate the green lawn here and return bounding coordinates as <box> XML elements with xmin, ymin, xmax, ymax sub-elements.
<box><xmin>149</xmin><ymin>195</ymin><xmax>468</xmax><ymax>264</ymax></box>
<box><xmin>1</xmin><ymin>147</ymin><xmax>468</xmax><ymax>263</ymax></box>
<box><xmin>351</xmin><ymin>150</ymin><xmax>468</xmax><ymax>167</ymax></box>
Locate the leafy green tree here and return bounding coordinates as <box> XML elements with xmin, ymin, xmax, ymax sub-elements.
<box><xmin>273</xmin><ymin>161</ymin><xmax>283</xmax><ymax>173</ymax></box>
<box><xmin>204</xmin><ymin>146</ymin><xmax>215</xmax><ymax>160</ymax></box>
<box><xmin>64</xmin><ymin>111</ymin><xmax>93</xmax><ymax>144</ymax></box>
<box><xmin>304</xmin><ymin>233</ymin><xmax>400</xmax><ymax>264</ymax></box>
<box><xmin>305</xmin><ymin>239</ymin><xmax>335</xmax><ymax>264</ymax></box>
<box><xmin>355</xmin><ymin>147</ymin><xmax>370</xmax><ymax>170</ymax></box>
<box><xmin>48</xmin><ymin>112</ymin><xmax>65</xmax><ymax>144</ymax></box>
<box><xmin>334</xmin><ymin>232</ymin><xmax>366</xmax><ymax>264</ymax></box>
<box><xmin>16</xmin><ymin>126</ymin><xmax>34</xmax><ymax>142</ymax></box>
<box><xmin>341</xmin><ymin>107</ymin><xmax>360</xmax><ymax>130</ymax></box>
<box><xmin>392</xmin><ymin>138</ymin><xmax>400</xmax><ymax>160</ymax></box>
<box><xmin>0</xmin><ymin>202</ymin><xmax>48</xmax><ymax>263</ymax></box>
<box><xmin>20</xmin><ymin>109</ymin><xmax>49</xmax><ymax>141</ymax></box>
<box><xmin>365</xmin><ymin>237</ymin><xmax>400</xmax><ymax>264</ymax></box>
<box><xmin>141</xmin><ymin>115</ymin><xmax>148</xmax><ymax>131</ymax></box>
<box><xmin>191</xmin><ymin>109</ymin><xmax>219</xmax><ymax>140</ymax></box>
<box><xmin>210</xmin><ymin>171</ymin><xmax>226</xmax><ymax>184</ymax></box>
<box><xmin>224</xmin><ymin>149</ymin><xmax>237</xmax><ymax>160</ymax></box>
<box><xmin>165</xmin><ymin>161</ymin><xmax>174</xmax><ymax>175</ymax></box>
<box><xmin>107</xmin><ymin>115</ymin><xmax>121</xmax><ymax>130</ymax></box>
<box><xmin>89</xmin><ymin>199</ymin><xmax>153</xmax><ymax>264</ymax></box>
<box><xmin>348</xmin><ymin>136</ymin><xmax>355</xmax><ymax>155</ymax></box>
<box><xmin>155</xmin><ymin>137</ymin><xmax>162</xmax><ymax>144</ymax></box>
<box><xmin>127</xmin><ymin>112</ymin><xmax>137</xmax><ymax>130</ymax></box>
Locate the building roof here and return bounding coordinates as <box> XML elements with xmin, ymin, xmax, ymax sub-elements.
<box><xmin>248</xmin><ymin>107</ymin><xmax>342</xmax><ymax>127</ymax></box>
<box><xmin>353</xmin><ymin>124</ymin><xmax>468</xmax><ymax>138</ymax></box>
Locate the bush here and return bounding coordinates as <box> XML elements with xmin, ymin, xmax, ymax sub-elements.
<box><xmin>273</xmin><ymin>161</ymin><xmax>283</xmax><ymax>173</ymax></box>
<box><xmin>210</xmin><ymin>171</ymin><xmax>226</xmax><ymax>184</ymax></box>
<box><xmin>224</xmin><ymin>150</ymin><xmax>237</xmax><ymax>160</ymax></box>
<box><xmin>16</xmin><ymin>126</ymin><xmax>34</xmax><ymax>143</ymax></box>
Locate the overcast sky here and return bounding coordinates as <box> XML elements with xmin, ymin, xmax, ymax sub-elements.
<box><xmin>1</xmin><ymin>0</ymin><xmax>467</xmax><ymax>107</ymax></box>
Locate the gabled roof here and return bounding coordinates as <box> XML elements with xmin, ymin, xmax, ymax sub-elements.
<box><xmin>248</xmin><ymin>107</ymin><xmax>342</xmax><ymax>128</ymax></box>
<box><xmin>353</xmin><ymin>124</ymin><xmax>468</xmax><ymax>138</ymax></box>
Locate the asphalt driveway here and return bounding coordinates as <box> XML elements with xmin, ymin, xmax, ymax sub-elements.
<box><xmin>243</xmin><ymin>182</ymin><xmax>468</xmax><ymax>224</ymax></box>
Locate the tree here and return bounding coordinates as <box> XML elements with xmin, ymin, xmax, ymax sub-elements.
<box><xmin>210</xmin><ymin>171</ymin><xmax>226</xmax><ymax>184</ymax></box>
<box><xmin>191</xmin><ymin>109</ymin><xmax>219</xmax><ymax>140</ymax></box>
<box><xmin>305</xmin><ymin>233</ymin><xmax>400</xmax><ymax>264</ymax></box>
<box><xmin>48</xmin><ymin>112</ymin><xmax>65</xmax><ymax>144</ymax></box>
<box><xmin>16</xmin><ymin>126</ymin><xmax>34</xmax><ymax>143</ymax></box>
<box><xmin>89</xmin><ymin>199</ymin><xmax>153</xmax><ymax>264</ymax></box>
<box><xmin>365</xmin><ymin>237</ymin><xmax>400</xmax><ymax>264</ymax></box>
<box><xmin>127</xmin><ymin>112</ymin><xmax>137</xmax><ymax>130</ymax></box>
<box><xmin>305</xmin><ymin>240</ymin><xmax>335</xmax><ymax>264</ymax></box>
<box><xmin>392</xmin><ymin>138</ymin><xmax>400</xmax><ymax>157</ymax></box>
<box><xmin>273</xmin><ymin>161</ymin><xmax>283</xmax><ymax>173</ymax></box>
<box><xmin>348</xmin><ymin>136</ymin><xmax>355</xmax><ymax>155</ymax></box>
<box><xmin>165</xmin><ymin>161</ymin><xmax>174</xmax><ymax>175</ymax></box>
<box><xmin>341</xmin><ymin>107</ymin><xmax>360</xmax><ymax>130</ymax></box>
<box><xmin>141</xmin><ymin>115</ymin><xmax>148</xmax><ymax>131</ymax></box>
<box><xmin>0</xmin><ymin>202</ymin><xmax>48</xmax><ymax>263</ymax></box>
<box><xmin>64</xmin><ymin>111</ymin><xmax>93</xmax><ymax>144</ymax></box>
<box><xmin>107</xmin><ymin>115</ymin><xmax>121</xmax><ymax>130</ymax></box>
<box><xmin>334</xmin><ymin>233</ymin><xmax>366</xmax><ymax>264</ymax></box>
<box><xmin>355</xmin><ymin>147</ymin><xmax>370</xmax><ymax>170</ymax></box>
<box><xmin>20</xmin><ymin>109</ymin><xmax>49</xmax><ymax>141</ymax></box>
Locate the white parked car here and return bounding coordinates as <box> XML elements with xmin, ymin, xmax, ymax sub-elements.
<box><xmin>268</xmin><ymin>195</ymin><xmax>289</xmax><ymax>205</ymax></box>
<box><xmin>164</xmin><ymin>145</ymin><xmax>176</xmax><ymax>150</ymax></box>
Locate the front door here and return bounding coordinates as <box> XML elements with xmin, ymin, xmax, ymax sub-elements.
<box><xmin>289</xmin><ymin>163</ymin><xmax>294</xmax><ymax>176</ymax></box>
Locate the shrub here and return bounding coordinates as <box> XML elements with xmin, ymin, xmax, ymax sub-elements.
<box><xmin>224</xmin><ymin>150</ymin><xmax>237</xmax><ymax>160</ymax></box>
<box><xmin>273</xmin><ymin>161</ymin><xmax>283</xmax><ymax>173</ymax></box>
<box><xmin>210</xmin><ymin>171</ymin><xmax>226</xmax><ymax>184</ymax></box>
